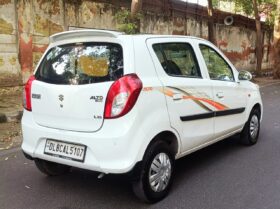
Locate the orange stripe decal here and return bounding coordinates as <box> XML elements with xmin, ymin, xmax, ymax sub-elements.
<box><xmin>166</xmin><ymin>87</ymin><xmax>229</xmax><ymax>111</ymax></box>
<box><xmin>142</xmin><ymin>86</ymin><xmax>229</xmax><ymax>111</ymax></box>
<box><xmin>143</xmin><ymin>87</ymin><xmax>153</xmax><ymax>92</ymax></box>
<box><xmin>181</xmin><ymin>96</ymin><xmax>227</xmax><ymax>110</ymax></box>
<box><xmin>162</xmin><ymin>88</ymin><xmax>174</xmax><ymax>97</ymax></box>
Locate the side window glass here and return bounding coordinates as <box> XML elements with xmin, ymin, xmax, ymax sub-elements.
<box><xmin>153</xmin><ymin>43</ymin><xmax>201</xmax><ymax>78</ymax></box>
<box><xmin>199</xmin><ymin>44</ymin><xmax>234</xmax><ymax>81</ymax></box>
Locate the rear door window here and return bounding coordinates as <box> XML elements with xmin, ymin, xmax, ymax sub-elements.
<box><xmin>35</xmin><ymin>43</ymin><xmax>123</xmax><ymax>85</ymax></box>
<box><xmin>153</xmin><ymin>43</ymin><xmax>201</xmax><ymax>78</ymax></box>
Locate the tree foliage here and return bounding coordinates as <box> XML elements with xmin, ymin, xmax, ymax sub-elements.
<box><xmin>214</xmin><ymin>0</ymin><xmax>276</xmax><ymax>75</ymax></box>
<box><xmin>114</xmin><ymin>0</ymin><xmax>143</xmax><ymax>34</ymax></box>
<box><xmin>114</xmin><ymin>9</ymin><xmax>142</xmax><ymax>34</ymax></box>
<box><xmin>216</xmin><ymin>0</ymin><xmax>277</xmax><ymax>25</ymax></box>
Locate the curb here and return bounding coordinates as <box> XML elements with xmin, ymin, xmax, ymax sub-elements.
<box><xmin>259</xmin><ymin>81</ymin><xmax>280</xmax><ymax>88</ymax></box>
<box><xmin>0</xmin><ymin>110</ymin><xmax>23</xmax><ymax>123</ymax></box>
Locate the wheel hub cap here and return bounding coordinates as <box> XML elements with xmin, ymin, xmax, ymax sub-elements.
<box><xmin>250</xmin><ymin>115</ymin><xmax>259</xmax><ymax>139</ymax></box>
<box><xmin>149</xmin><ymin>152</ymin><xmax>171</xmax><ymax>192</ymax></box>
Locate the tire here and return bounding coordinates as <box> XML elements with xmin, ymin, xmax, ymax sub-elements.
<box><xmin>34</xmin><ymin>159</ymin><xmax>71</xmax><ymax>176</ymax></box>
<box><xmin>132</xmin><ymin>140</ymin><xmax>174</xmax><ymax>203</ymax></box>
<box><xmin>240</xmin><ymin>108</ymin><xmax>260</xmax><ymax>145</ymax></box>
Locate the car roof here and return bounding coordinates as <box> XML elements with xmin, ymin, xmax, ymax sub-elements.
<box><xmin>50</xmin><ymin>29</ymin><xmax>207</xmax><ymax>43</ymax></box>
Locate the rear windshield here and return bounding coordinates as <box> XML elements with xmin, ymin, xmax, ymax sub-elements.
<box><xmin>35</xmin><ymin>42</ymin><xmax>123</xmax><ymax>85</ymax></box>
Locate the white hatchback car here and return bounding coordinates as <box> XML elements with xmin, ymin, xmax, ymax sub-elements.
<box><xmin>22</xmin><ymin>29</ymin><xmax>262</xmax><ymax>203</ymax></box>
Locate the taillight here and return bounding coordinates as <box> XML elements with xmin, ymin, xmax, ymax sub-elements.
<box><xmin>104</xmin><ymin>74</ymin><xmax>142</xmax><ymax>119</ymax></box>
<box><xmin>23</xmin><ymin>75</ymin><xmax>35</xmax><ymax>111</ymax></box>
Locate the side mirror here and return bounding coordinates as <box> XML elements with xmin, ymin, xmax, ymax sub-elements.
<box><xmin>238</xmin><ymin>70</ymin><xmax>252</xmax><ymax>81</ymax></box>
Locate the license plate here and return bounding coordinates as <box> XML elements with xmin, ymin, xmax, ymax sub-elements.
<box><xmin>44</xmin><ymin>139</ymin><xmax>86</xmax><ymax>162</ymax></box>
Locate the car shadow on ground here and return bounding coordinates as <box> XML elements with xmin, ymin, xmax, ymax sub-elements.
<box><xmin>36</xmin><ymin>135</ymin><xmax>247</xmax><ymax>208</ymax></box>
<box><xmin>174</xmin><ymin>135</ymin><xmax>244</xmax><ymax>183</ymax></box>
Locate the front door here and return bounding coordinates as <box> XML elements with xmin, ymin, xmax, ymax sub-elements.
<box><xmin>199</xmin><ymin>44</ymin><xmax>247</xmax><ymax>138</ymax></box>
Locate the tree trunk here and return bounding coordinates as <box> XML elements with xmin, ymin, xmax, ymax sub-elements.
<box><xmin>131</xmin><ymin>0</ymin><xmax>143</xmax><ymax>17</ymax></box>
<box><xmin>207</xmin><ymin>0</ymin><xmax>216</xmax><ymax>45</ymax></box>
<box><xmin>273</xmin><ymin>0</ymin><xmax>280</xmax><ymax>79</ymax></box>
<box><xmin>253</xmin><ymin>0</ymin><xmax>263</xmax><ymax>77</ymax></box>
<box><xmin>131</xmin><ymin>0</ymin><xmax>143</xmax><ymax>33</ymax></box>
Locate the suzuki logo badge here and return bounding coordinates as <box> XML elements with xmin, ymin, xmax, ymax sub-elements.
<box><xmin>58</xmin><ymin>94</ymin><xmax>64</xmax><ymax>102</ymax></box>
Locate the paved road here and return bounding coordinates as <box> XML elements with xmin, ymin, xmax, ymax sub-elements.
<box><xmin>1</xmin><ymin>83</ymin><xmax>280</xmax><ymax>209</ymax></box>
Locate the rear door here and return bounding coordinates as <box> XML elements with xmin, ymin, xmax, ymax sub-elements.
<box><xmin>147</xmin><ymin>38</ymin><xmax>216</xmax><ymax>152</ymax></box>
<box><xmin>31</xmin><ymin>42</ymin><xmax>124</xmax><ymax>132</ymax></box>
<box><xmin>198</xmin><ymin>43</ymin><xmax>247</xmax><ymax>137</ymax></box>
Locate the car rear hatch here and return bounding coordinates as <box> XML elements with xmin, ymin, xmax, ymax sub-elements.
<box><xmin>31</xmin><ymin>42</ymin><xmax>123</xmax><ymax>132</ymax></box>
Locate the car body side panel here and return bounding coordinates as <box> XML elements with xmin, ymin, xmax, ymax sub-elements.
<box><xmin>146</xmin><ymin>37</ymin><xmax>216</xmax><ymax>153</ymax></box>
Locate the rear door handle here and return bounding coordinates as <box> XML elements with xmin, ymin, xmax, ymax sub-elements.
<box><xmin>173</xmin><ymin>93</ymin><xmax>183</xmax><ymax>101</ymax></box>
<box><xmin>216</xmin><ymin>92</ymin><xmax>224</xmax><ymax>99</ymax></box>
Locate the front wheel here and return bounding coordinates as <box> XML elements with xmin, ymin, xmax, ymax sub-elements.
<box><xmin>240</xmin><ymin>108</ymin><xmax>260</xmax><ymax>145</ymax></box>
<box><xmin>132</xmin><ymin>140</ymin><xmax>174</xmax><ymax>203</ymax></box>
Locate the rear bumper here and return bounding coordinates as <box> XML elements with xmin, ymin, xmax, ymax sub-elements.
<box><xmin>21</xmin><ymin>110</ymin><xmax>143</xmax><ymax>174</ymax></box>
<box><xmin>22</xmin><ymin>150</ymin><xmax>34</xmax><ymax>160</ymax></box>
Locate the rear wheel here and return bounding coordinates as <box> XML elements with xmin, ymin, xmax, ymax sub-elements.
<box><xmin>34</xmin><ymin>159</ymin><xmax>71</xmax><ymax>176</ymax></box>
<box><xmin>132</xmin><ymin>140</ymin><xmax>174</xmax><ymax>203</ymax></box>
<box><xmin>240</xmin><ymin>108</ymin><xmax>260</xmax><ymax>145</ymax></box>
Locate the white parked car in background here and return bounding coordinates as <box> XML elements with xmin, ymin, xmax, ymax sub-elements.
<box><xmin>22</xmin><ymin>30</ymin><xmax>263</xmax><ymax>203</ymax></box>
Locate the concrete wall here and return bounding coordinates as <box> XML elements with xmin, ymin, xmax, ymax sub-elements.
<box><xmin>0</xmin><ymin>0</ymin><xmax>21</xmax><ymax>87</ymax></box>
<box><xmin>0</xmin><ymin>0</ymin><xmax>273</xmax><ymax>86</ymax></box>
<box><xmin>17</xmin><ymin>0</ymin><xmax>65</xmax><ymax>83</ymax></box>
<box><xmin>216</xmin><ymin>24</ymin><xmax>271</xmax><ymax>71</ymax></box>
<box><xmin>141</xmin><ymin>14</ymin><xmax>272</xmax><ymax>71</ymax></box>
